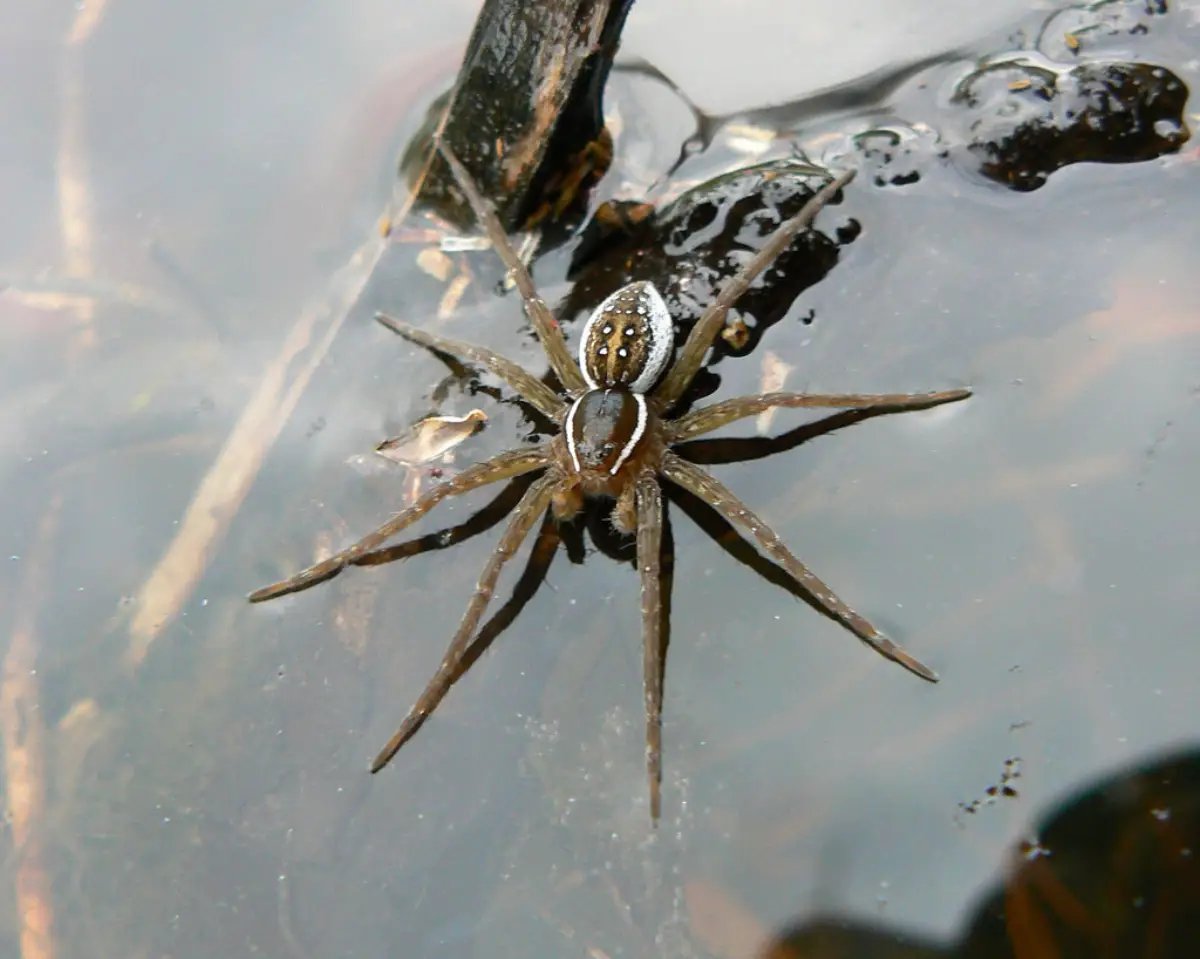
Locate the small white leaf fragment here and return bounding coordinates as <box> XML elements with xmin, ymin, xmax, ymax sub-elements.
<box><xmin>756</xmin><ymin>350</ymin><xmax>793</xmax><ymax>434</ymax></box>
<box><xmin>437</xmin><ymin>273</ymin><xmax>471</xmax><ymax>319</ymax></box>
<box><xmin>374</xmin><ymin>409</ymin><xmax>487</xmax><ymax>466</ymax></box>
<box><xmin>416</xmin><ymin>247</ymin><xmax>454</xmax><ymax>282</ymax></box>
<box><xmin>439</xmin><ymin>235</ymin><xmax>491</xmax><ymax>254</ymax></box>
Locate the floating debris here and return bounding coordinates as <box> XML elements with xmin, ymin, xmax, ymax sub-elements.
<box><xmin>416</xmin><ymin>246</ymin><xmax>454</xmax><ymax>282</ymax></box>
<box><xmin>374</xmin><ymin>409</ymin><xmax>487</xmax><ymax>466</ymax></box>
<box><xmin>756</xmin><ymin>349</ymin><xmax>794</xmax><ymax>434</ymax></box>
<box><xmin>957</xmin><ymin>756</ymin><xmax>1023</xmax><ymax>823</ymax></box>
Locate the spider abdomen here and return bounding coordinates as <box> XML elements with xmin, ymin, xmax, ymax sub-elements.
<box><xmin>578</xmin><ymin>280</ymin><xmax>674</xmax><ymax>393</ymax></box>
<box><xmin>564</xmin><ymin>387</ymin><xmax>648</xmax><ymax>477</ymax></box>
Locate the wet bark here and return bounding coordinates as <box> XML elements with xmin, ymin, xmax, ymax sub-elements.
<box><xmin>407</xmin><ymin>0</ymin><xmax>637</xmax><ymax>232</ymax></box>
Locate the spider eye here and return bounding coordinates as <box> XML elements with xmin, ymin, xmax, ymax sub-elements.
<box><xmin>578</xmin><ymin>281</ymin><xmax>674</xmax><ymax>393</ymax></box>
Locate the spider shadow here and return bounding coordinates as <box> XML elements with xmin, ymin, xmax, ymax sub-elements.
<box><xmin>351</xmin><ymin>406</ymin><xmax>891</xmax><ymax>700</ymax></box>
<box><xmin>669</xmin><ymin>406</ymin><xmax>898</xmax><ymax>632</ymax></box>
<box><xmin>418</xmin><ymin>343</ymin><xmax>560</xmax><ymax>439</ymax></box>
<box><xmin>355</xmin><ymin>474</ymin><xmax>560</xmax><ymax>700</ymax></box>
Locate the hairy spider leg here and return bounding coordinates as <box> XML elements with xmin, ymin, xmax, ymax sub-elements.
<box><xmin>371</xmin><ymin>470</ymin><xmax>560</xmax><ymax>771</ymax></box>
<box><xmin>463</xmin><ymin>506</ymin><xmax>563</xmax><ymax>669</ymax></box>
<box><xmin>376</xmin><ymin>312</ymin><xmax>565</xmax><ymax>419</ymax></box>
<box><xmin>659</xmin><ymin>451</ymin><xmax>938</xmax><ymax>681</ymax></box>
<box><xmin>248</xmin><ymin>447</ymin><xmax>552</xmax><ymax>602</ymax></box>
<box><xmin>634</xmin><ymin>471</ymin><xmax>666</xmax><ymax>820</ymax></box>
<box><xmin>435</xmin><ymin>137</ymin><xmax>588</xmax><ymax>394</ymax></box>
<box><xmin>655</xmin><ymin>168</ymin><xmax>857</xmax><ymax>409</ymax></box>
<box><xmin>370</xmin><ymin>503</ymin><xmax>562</xmax><ymax>773</ymax></box>
<box><xmin>667</xmin><ymin>388</ymin><xmax>972</xmax><ymax>443</ymax></box>
<box><xmin>351</xmin><ymin>474</ymin><xmax>541</xmax><ymax>570</ymax></box>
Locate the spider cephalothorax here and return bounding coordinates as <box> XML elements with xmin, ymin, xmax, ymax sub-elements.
<box><xmin>250</xmin><ymin>137</ymin><xmax>970</xmax><ymax>821</ymax></box>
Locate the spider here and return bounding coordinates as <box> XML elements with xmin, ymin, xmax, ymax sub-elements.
<box><xmin>250</xmin><ymin>138</ymin><xmax>971</xmax><ymax>821</ymax></box>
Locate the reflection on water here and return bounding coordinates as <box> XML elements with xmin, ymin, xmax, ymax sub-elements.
<box><xmin>0</xmin><ymin>0</ymin><xmax>1198</xmax><ymax>956</ymax></box>
<box><xmin>762</xmin><ymin>745</ymin><xmax>1200</xmax><ymax>957</ymax></box>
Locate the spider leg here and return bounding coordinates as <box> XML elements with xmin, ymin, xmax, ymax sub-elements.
<box><xmin>655</xmin><ymin>169</ymin><xmax>857</xmax><ymax>409</ymax></box>
<box><xmin>466</xmin><ymin>506</ymin><xmax>561</xmax><ymax>668</ymax></box>
<box><xmin>668</xmin><ymin>387</ymin><xmax>971</xmax><ymax>442</ymax></box>
<box><xmin>659</xmin><ymin>451</ymin><xmax>937</xmax><ymax>682</ymax></box>
<box><xmin>635</xmin><ymin>471</ymin><xmax>666</xmax><ymax>822</ymax></box>
<box><xmin>370</xmin><ymin>469</ymin><xmax>560</xmax><ymax>772</ymax></box>
<box><xmin>368</xmin><ymin>507</ymin><xmax>559</xmax><ymax>770</ymax></box>
<box><xmin>668</xmin><ymin>479</ymin><xmax>892</xmax><ymax>639</ymax></box>
<box><xmin>667</xmin><ymin>480</ymin><xmax>807</xmax><ymax>597</ymax></box>
<box><xmin>353</xmin><ymin>473</ymin><xmax>539</xmax><ymax>568</ymax></box>
<box><xmin>435</xmin><ymin>138</ymin><xmax>588</xmax><ymax>394</ymax></box>
<box><xmin>376</xmin><ymin>312</ymin><xmax>565</xmax><ymax>420</ymax></box>
<box><xmin>248</xmin><ymin>447</ymin><xmax>551</xmax><ymax>602</ymax></box>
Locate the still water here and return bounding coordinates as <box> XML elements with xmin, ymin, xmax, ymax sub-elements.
<box><xmin>0</xmin><ymin>0</ymin><xmax>1197</xmax><ymax>956</ymax></box>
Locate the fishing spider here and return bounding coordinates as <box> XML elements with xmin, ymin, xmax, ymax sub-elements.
<box><xmin>250</xmin><ymin>138</ymin><xmax>970</xmax><ymax>820</ymax></box>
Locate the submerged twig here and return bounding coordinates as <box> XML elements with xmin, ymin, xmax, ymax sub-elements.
<box><xmin>1</xmin><ymin>493</ymin><xmax>63</xmax><ymax>959</ymax></box>
<box><xmin>124</xmin><ymin>228</ymin><xmax>392</xmax><ymax>666</ymax></box>
<box><xmin>58</xmin><ymin>0</ymin><xmax>108</xmax><ymax>354</ymax></box>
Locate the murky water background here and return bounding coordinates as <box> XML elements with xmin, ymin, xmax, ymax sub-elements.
<box><xmin>1</xmin><ymin>0</ymin><xmax>1197</xmax><ymax>956</ymax></box>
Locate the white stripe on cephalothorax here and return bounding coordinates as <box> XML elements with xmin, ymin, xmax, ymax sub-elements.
<box><xmin>609</xmin><ymin>392</ymin><xmax>647</xmax><ymax>475</ymax></box>
<box><xmin>564</xmin><ymin>395</ymin><xmax>584</xmax><ymax>473</ymax></box>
